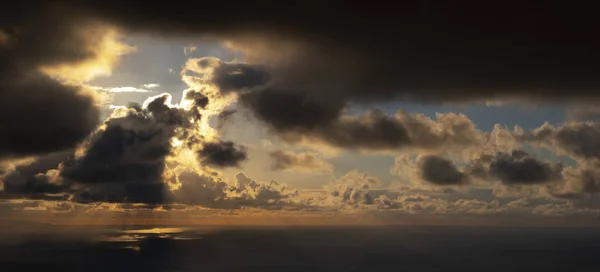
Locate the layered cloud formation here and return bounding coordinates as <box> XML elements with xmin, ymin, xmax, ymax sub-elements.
<box><xmin>0</xmin><ymin>90</ymin><xmax>294</xmax><ymax>208</ymax></box>
<box><xmin>2</xmin><ymin>2</ymin><xmax>600</xmax><ymax>220</ymax></box>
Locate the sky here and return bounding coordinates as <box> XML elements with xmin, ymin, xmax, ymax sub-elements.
<box><xmin>2</xmin><ymin>2</ymin><xmax>600</xmax><ymax>227</ymax></box>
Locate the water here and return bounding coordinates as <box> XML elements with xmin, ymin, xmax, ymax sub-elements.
<box><xmin>1</xmin><ymin>226</ymin><xmax>599</xmax><ymax>271</ymax></box>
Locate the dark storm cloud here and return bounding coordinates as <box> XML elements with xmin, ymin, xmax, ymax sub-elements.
<box><xmin>188</xmin><ymin>60</ymin><xmax>484</xmax><ymax>151</ymax></box>
<box><xmin>263</xmin><ymin>108</ymin><xmax>480</xmax><ymax>152</ymax></box>
<box><xmin>0</xmin><ymin>151</ymin><xmax>73</xmax><ymax>199</ymax></box>
<box><xmin>59</xmin><ymin>93</ymin><xmax>197</xmax><ymax>186</ymax></box>
<box><xmin>488</xmin><ymin>151</ymin><xmax>563</xmax><ymax>185</ymax></box>
<box><xmin>184</xmin><ymin>91</ymin><xmax>209</xmax><ymax>108</ymax></box>
<box><xmin>10</xmin><ymin>2</ymin><xmax>597</xmax><ymax>157</ymax></box>
<box><xmin>0</xmin><ymin>49</ymin><xmax>100</xmax><ymax>161</ymax></box>
<box><xmin>0</xmin><ymin>5</ymin><xmax>124</xmax><ymax>161</ymax></box>
<box><xmin>4</xmin><ymin>2</ymin><xmax>600</xmax><ymax>160</ymax></box>
<box><xmin>145</xmin><ymin>95</ymin><xmax>191</xmax><ymax>127</ymax></box>
<box><xmin>55</xmin><ymin>98</ymin><xmax>180</xmax><ymax>203</ymax></box>
<box><xmin>403</xmin><ymin>150</ymin><xmax>563</xmax><ymax>187</ymax></box>
<box><xmin>198</xmin><ymin>141</ymin><xmax>247</xmax><ymax>168</ymax></box>
<box><xmin>8</xmin><ymin>1</ymin><xmax>600</xmax><ymax>209</ymax></box>
<box><xmin>0</xmin><ymin>82</ymin><xmax>255</xmax><ymax>205</ymax></box>
<box><xmin>307</xmin><ymin>110</ymin><xmax>412</xmax><ymax>149</ymax></box>
<box><xmin>464</xmin><ymin>150</ymin><xmax>564</xmax><ymax>186</ymax></box>
<box><xmin>63</xmin><ymin>1</ymin><xmax>600</xmax><ymax>99</ymax></box>
<box><xmin>72</xmin><ymin>183</ymin><xmax>170</xmax><ymax>205</ymax></box>
<box><xmin>61</xmin><ymin>124</ymin><xmax>168</xmax><ymax>184</ymax></box>
<box><xmin>237</xmin><ymin>88</ymin><xmax>344</xmax><ymax>132</ymax></box>
<box><xmin>58</xmin><ymin>93</ymin><xmax>209</xmax><ymax>203</ymax></box>
<box><xmin>418</xmin><ymin>155</ymin><xmax>468</xmax><ymax>186</ymax></box>
<box><xmin>184</xmin><ymin>91</ymin><xmax>209</xmax><ymax>121</ymax></box>
<box><xmin>210</xmin><ymin>61</ymin><xmax>271</xmax><ymax>93</ymax></box>
<box><xmin>196</xmin><ymin>58</ymin><xmax>486</xmax><ymax>150</ymax></box>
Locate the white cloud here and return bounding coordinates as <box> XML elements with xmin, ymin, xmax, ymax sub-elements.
<box><xmin>142</xmin><ymin>83</ymin><xmax>160</xmax><ymax>89</ymax></box>
<box><xmin>108</xmin><ymin>87</ymin><xmax>152</xmax><ymax>93</ymax></box>
<box><xmin>88</xmin><ymin>85</ymin><xmax>154</xmax><ymax>93</ymax></box>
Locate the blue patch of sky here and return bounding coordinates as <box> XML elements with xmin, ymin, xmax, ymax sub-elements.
<box><xmin>90</xmin><ymin>35</ymin><xmax>236</xmax><ymax>103</ymax></box>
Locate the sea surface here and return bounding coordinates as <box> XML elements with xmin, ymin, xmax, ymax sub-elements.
<box><xmin>1</xmin><ymin>225</ymin><xmax>599</xmax><ymax>271</ymax></box>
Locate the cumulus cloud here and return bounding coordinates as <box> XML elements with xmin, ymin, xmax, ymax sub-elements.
<box><xmin>321</xmin><ymin>170</ymin><xmax>380</xmax><ymax>206</ymax></box>
<box><xmin>168</xmin><ymin>171</ymin><xmax>294</xmax><ymax>208</ymax></box>
<box><xmin>197</xmin><ymin>141</ymin><xmax>248</xmax><ymax>168</ymax></box>
<box><xmin>393</xmin><ymin>150</ymin><xmax>564</xmax><ymax>190</ymax></box>
<box><xmin>269</xmin><ymin>150</ymin><xmax>333</xmax><ymax>173</ymax></box>
<box><xmin>488</xmin><ymin>151</ymin><xmax>563</xmax><ymax>185</ymax></box>
<box><xmin>0</xmin><ymin>89</ymin><xmax>251</xmax><ymax>205</ymax></box>
<box><xmin>417</xmin><ymin>155</ymin><xmax>468</xmax><ymax>186</ymax></box>
<box><xmin>510</xmin><ymin>122</ymin><xmax>600</xmax><ymax>198</ymax></box>
<box><xmin>287</xmin><ymin>169</ymin><xmax>593</xmax><ymax>216</ymax></box>
<box><xmin>0</xmin><ymin>151</ymin><xmax>73</xmax><ymax>200</ymax></box>
<box><xmin>519</xmin><ymin>122</ymin><xmax>600</xmax><ymax>161</ymax></box>
<box><xmin>362</xmin><ymin>115</ymin><xmax>600</xmax><ymax>204</ymax></box>
<box><xmin>387</xmin><ymin>195</ymin><xmax>505</xmax><ymax>215</ymax></box>
<box><xmin>65</xmin><ymin>91</ymin><xmax>249</xmax><ymax>202</ymax></box>
<box><xmin>183</xmin><ymin>58</ymin><xmax>512</xmax><ymax>155</ymax></box>
<box><xmin>52</xmin><ymin>94</ymin><xmax>193</xmax><ymax>203</ymax></box>
<box><xmin>544</xmin><ymin>159</ymin><xmax>600</xmax><ymax>198</ymax></box>
<box><xmin>230</xmin><ymin>172</ymin><xmax>296</xmax><ymax>205</ymax></box>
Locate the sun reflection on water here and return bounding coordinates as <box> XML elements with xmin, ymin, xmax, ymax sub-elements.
<box><xmin>100</xmin><ymin>227</ymin><xmax>205</xmax><ymax>251</ymax></box>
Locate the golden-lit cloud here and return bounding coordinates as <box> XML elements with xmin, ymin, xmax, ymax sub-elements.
<box><xmin>180</xmin><ymin>59</ymin><xmax>241</xmax><ymax>142</ymax></box>
<box><xmin>103</xmin><ymin>86</ymin><xmax>153</xmax><ymax>93</ymax></box>
<box><xmin>4</xmin><ymin>2</ymin><xmax>600</xmax><ymax>224</ymax></box>
<box><xmin>40</xmin><ymin>25</ymin><xmax>135</xmax><ymax>82</ymax></box>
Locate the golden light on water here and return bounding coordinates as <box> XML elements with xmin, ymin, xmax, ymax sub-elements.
<box><xmin>122</xmin><ymin>227</ymin><xmax>189</xmax><ymax>234</ymax></box>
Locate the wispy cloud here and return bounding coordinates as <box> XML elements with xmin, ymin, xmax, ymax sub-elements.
<box><xmin>108</xmin><ymin>87</ymin><xmax>152</xmax><ymax>93</ymax></box>
<box><xmin>142</xmin><ymin>83</ymin><xmax>160</xmax><ymax>89</ymax></box>
<box><xmin>89</xmin><ymin>86</ymin><xmax>153</xmax><ymax>93</ymax></box>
